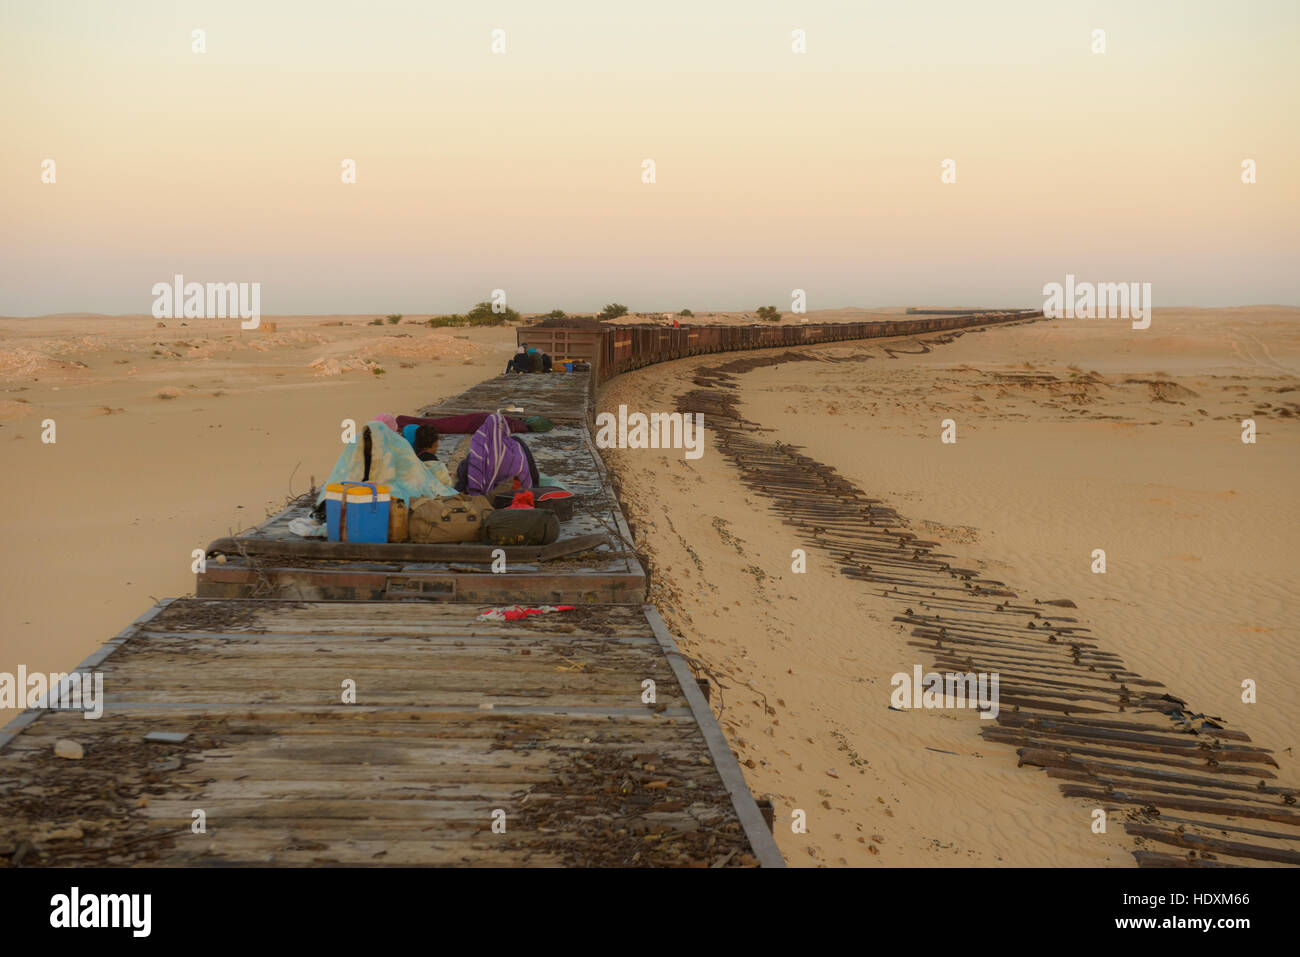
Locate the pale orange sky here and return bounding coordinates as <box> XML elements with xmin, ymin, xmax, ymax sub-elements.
<box><xmin>2</xmin><ymin>1</ymin><xmax>1297</xmax><ymax>314</ymax></box>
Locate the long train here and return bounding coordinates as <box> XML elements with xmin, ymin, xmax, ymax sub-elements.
<box><xmin>515</xmin><ymin>310</ymin><xmax>1042</xmax><ymax>384</ymax></box>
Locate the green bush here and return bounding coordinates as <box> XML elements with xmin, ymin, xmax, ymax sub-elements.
<box><xmin>679</xmin><ymin>309</ymin><xmax>693</xmax><ymax>317</ymax></box>
<box><xmin>368</xmin><ymin>317</ymin><xmax>384</xmax><ymax>326</ymax></box>
<box><xmin>386</xmin><ymin>314</ymin><xmax>402</xmax><ymax>325</ymax></box>
<box><xmin>466</xmin><ymin>301</ymin><xmax>521</xmax><ymax>324</ymax></box>
<box><xmin>545</xmin><ymin>309</ymin><xmax>566</xmax><ymax>319</ymax></box>
<box><xmin>599</xmin><ymin>302</ymin><xmax>629</xmax><ymax>320</ymax></box>
<box><xmin>426</xmin><ymin>302</ymin><xmax>519</xmax><ymax>328</ymax></box>
<box><xmin>756</xmin><ymin>305</ymin><xmax>781</xmax><ymax>322</ymax></box>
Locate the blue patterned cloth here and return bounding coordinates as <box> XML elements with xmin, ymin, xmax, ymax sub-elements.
<box><xmin>316</xmin><ymin>422</ymin><xmax>457</xmax><ymax>505</ymax></box>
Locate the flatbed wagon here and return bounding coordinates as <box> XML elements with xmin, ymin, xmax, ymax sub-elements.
<box><xmin>0</xmin><ymin>599</ymin><xmax>780</xmax><ymax>866</ymax></box>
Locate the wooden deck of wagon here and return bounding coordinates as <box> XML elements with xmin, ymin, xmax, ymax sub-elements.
<box><xmin>0</xmin><ymin>600</ymin><xmax>780</xmax><ymax>866</ymax></box>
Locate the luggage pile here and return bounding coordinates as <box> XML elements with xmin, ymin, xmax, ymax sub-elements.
<box><xmin>322</xmin><ymin>409</ymin><xmax>580</xmax><ymax>548</ymax></box>
<box><xmin>400</xmin><ymin>485</ymin><xmax>577</xmax><ymax>547</ymax></box>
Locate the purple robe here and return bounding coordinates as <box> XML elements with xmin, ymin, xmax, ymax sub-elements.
<box><xmin>466</xmin><ymin>413</ymin><xmax>531</xmax><ymax>495</ymax></box>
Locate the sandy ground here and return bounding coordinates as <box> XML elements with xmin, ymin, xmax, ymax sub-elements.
<box><xmin>0</xmin><ymin>314</ymin><xmax>518</xmax><ymax>726</ymax></box>
<box><xmin>598</xmin><ymin>306</ymin><xmax>1299</xmax><ymax>867</ymax></box>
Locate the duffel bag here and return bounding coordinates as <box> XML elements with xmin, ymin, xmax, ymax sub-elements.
<box><xmin>481</xmin><ymin>508</ymin><xmax>560</xmax><ymax>546</ymax></box>
<box><xmin>408</xmin><ymin>494</ymin><xmax>493</xmax><ymax>543</ymax></box>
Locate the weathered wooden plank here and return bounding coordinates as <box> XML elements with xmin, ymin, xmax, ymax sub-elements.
<box><xmin>990</xmin><ymin>716</ymin><xmax>1277</xmax><ymax>764</ymax></box>
<box><xmin>205</xmin><ymin>534</ymin><xmax>610</xmax><ymax>564</ymax></box>
<box><xmin>1062</xmin><ymin>785</ymin><xmax>1300</xmax><ymax>827</ymax></box>
<box><xmin>1124</xmin><ymin>823</ymin><xmax>1300</xmax><ymax>866</ymax></box>
<box><xmin>1007</xmin><ymin>711</ymin><xmax>1251</xmax><ymax>742</ymax></box>
<box><xmin>1047</xmin><ymin>767</ymin><xmax>1295</xmax><ymax>810</ymax></box>
<box><xmin>986</xmin><ymin>731</ymin><xmax>1277</xmax><ymax>777</ymax></box>
<box><xmin>1019</xmin><ymin>750</ymin><xmax>1291</xmax><ymax>797</ymax></box>
<box><xmin>1132</xmin><ymin>850</ymin><xmax>1242</xmax><ymax>868</ymax></box>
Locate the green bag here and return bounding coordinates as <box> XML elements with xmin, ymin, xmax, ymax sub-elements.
<box><xmin>481</xmin><ymin>508</ymin><xmax>560</xmax><ymax>546</ymax></box>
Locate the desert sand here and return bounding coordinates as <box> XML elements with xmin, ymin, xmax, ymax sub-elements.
<box><xmin>0</xmin><ymin>314</ymin><xmax>518</xmax><ymax>726</ymax></box>
<box><xmin>597</xmin><ymin>307</ymin><xmax>1299</xmax><ymax>867</ymax></box>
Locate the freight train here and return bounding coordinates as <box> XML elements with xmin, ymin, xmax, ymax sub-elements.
<box><xmin>516</xmin><ymin>311</ymin><xmax>1041</xmax><ymax>385</ymax></box>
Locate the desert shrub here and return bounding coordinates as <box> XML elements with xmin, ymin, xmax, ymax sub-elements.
<box><xmin>386</xmin><ymin>314</ymin><xmax>402</xmax><ymax>324</ymax></box>
<box><xmin>756</xmin><ymin>305</ymin><xmax>781</xmax><ymax>322</ymax></box>
<box><xmin>466</xmin><ymin>301</ymin><xmax>520</xmax><ymax>324</ymax></box>
<box><xmin>599</xmin><ymin>302</ymin><xmax>628</xmax><ymax>320</ymax></box>
<box><xmin>679</xmin><ymin>308</ymin><xmax>693</xmax><ymax>317</ymax></box>
<box><xmin>426</xmin><ymin>302</ymin><xmax>518</xmax><ymax>328</ymax></box>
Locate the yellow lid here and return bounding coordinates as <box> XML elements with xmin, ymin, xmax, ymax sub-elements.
<box><xmin>327</xmin><ymin>482</ymin><xmax>389</xmax><ymax>494</ymax></box>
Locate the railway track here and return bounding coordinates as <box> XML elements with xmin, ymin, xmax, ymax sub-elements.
<box><xmin>675</xmin><ymin>346</ymin><xmax>1300</xmax><ymax>868</ymax></box>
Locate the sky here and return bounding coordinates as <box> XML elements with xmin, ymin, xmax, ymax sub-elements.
<box><xmin>1</xmin><ymin>0</ymin><xmax>1297</xmax><ymax>315</ymax></box>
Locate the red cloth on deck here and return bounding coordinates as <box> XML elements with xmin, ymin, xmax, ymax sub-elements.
<box><xmin>501</xmin><ymin>605</ymin><xmax>576</xmax><ymax>621</ymax></box>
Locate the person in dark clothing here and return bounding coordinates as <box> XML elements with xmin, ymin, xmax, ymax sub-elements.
<box><xmin>505</xmin><ymin>345</ymin><xmax>528</xmax><ymax>373</ymax></box>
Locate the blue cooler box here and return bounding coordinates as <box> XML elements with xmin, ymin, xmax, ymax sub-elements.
<box><xmin>324</xmin><ymin>482</ymin><xmax>391</xmax><ymax>543</ymax></box>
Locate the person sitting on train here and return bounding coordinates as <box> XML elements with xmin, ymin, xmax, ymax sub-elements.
<box><xmin>528</xmin><ymin>347</ymin><xmax>553</xmax><ymax>372</ymax></box>
<box><xmin>412</xmin><ymin>424</ymin><xmax>454</xmax><ymax>488</ymax></box>
<box><xmin>412</xmin><ymin>424</ymin><xmax>440</xmax><ymax>462</ymax></box>
<box><xmin>505</xmin><ymin>345</ymin><xmax>528</xmax><ymax>374</ymax></box>
<box><xmin>454</xmin><ymin>412</ymin><xmax>539</xmax><ymax>495</ymax></box>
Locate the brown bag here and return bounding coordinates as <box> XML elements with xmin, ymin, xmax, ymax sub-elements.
<box><xmin>408</xmin><ymin>494</ymin><xmax>493</xmax><ymax>543</ymax></box>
